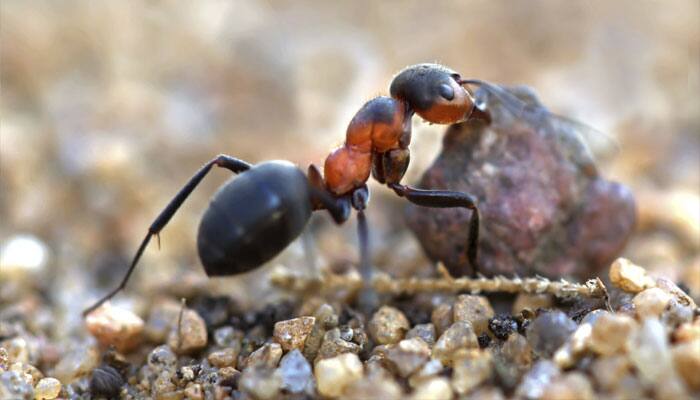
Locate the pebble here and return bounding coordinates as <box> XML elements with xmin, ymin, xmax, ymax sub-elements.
<box><xmin>0</xmin><ymin>235</ymin><xmax>49</xmax><ymax>282</ymax></box>
<box><xmin>303</xmin><ymin>304</ymin><xmax>339</xmax><ymax>361</ymax></box>
<box><xmin>673</xmin><ymin>319</ymin><xmax>700</xmax><ymax>343</ymax></box>
<box><xmin>410</xmin><ymin>377</ymin><xmax>453</xmax><ymax>400</ymax></box>
<box><xmin>452</xmin><ymin>349</ymin><xmax>493</xmax><ymax>395</ymax></box>
<box><xmin>2</xmin><ymin>337</ymin><xmax>30</xmax><ymax>365</ymax></box>
<box><xmin>273</xmin><ymin>316</ymin><xmax>315</xmax><ymax>351</ymax></box>
<box><xmin>368</xmin><ymin>306</ymin><xmax>410</xmax><ymax>345</ymax></box>
<box><xmin>453</xmin><ymin>295</ymin><xmax>494</xmax><ymax>335</ymax></box>
<box><xmin>589</xmin><ymin>314</ymin><xmax>636</xmax><ymax>356</ymax></box>
<box><xmin>0</xmin><ymin>348</ymin><xmax>7</xmax><ymax>371</ymax></box>
<box><xmin>406</xmin><ymin>323</ymin><xmax>437</xmax><ymax>346</ymax></box>
<box><xmin>85</xmin><ymin>304</ymin><xmax>144</xmax><ymax>353</ymax></box>
<box><xmin>408</xmin><ymin>359</ymin><xmax>444</xmax><ymax>388</ymax></box>
<box><xmin>488</xmin><ymin>315</ymin><xmax>519</xmax><ymax>340</ymax></box>
<box><xmin>184</xmin><ymin>383</ymin><xmax>203</xmax><ymax>400</ymax></box>
<box><xmin>553</xmin><ymin>322</ymin><xmax>592</xmax><ymax>368</ymax></box>
<box><xmin>432</xmin><ymin>321</ymin><xmax>479</xmax><ymax>366</ymax></box>
<box><xmin>672</xmin><ymin>339</ymin><xmax>700</xmax><ymax>390</ymax></box>
<box><xmin>207</xmin><ymin>348</ymin><xmax>238</xmax><ymax>369</ymax></box>
<box><xmin>526</xmin><ymin>311</ymin><xmax>577</xmax><ymax>358</ymax></box>
<box><xmin>315</xmin><ymin>328</ymin><xmax>361</xmax><ymax>362</ymax></box>
<box><xmin>147</xmin><ymin>345</ymin><xmax>177</xmax><ymax>371</ymax></box>
<box><xmin>609</xmin><ymin>258</ymin><xmax>655</xmax><ymax>293</ymax></box>
<box><xmin>314</xmin><ymin>353</ymin><xmax>363</xmax><ymax>398</ymax></box>
<box><xmin>384</xmin><ymin>337</ymin><xmax>431</xmax><ymax>377</ymax></box>
<box><xmin>342</xmin><ymin>368</ymin><xmax>402</xmax><ymax>399</ymax></box>
<box><xmin>633</xmin><ymin>287</ymin><xmax>671</xmax><ymax>319</ymax></box>
<box><xmin>144</xmin><ymin>299</ymin><xmax>183</xmax><ymax>343</ymax></box>
<box><xmin>515</xmin><ymin>360</ymin><xmax>560</xmax><ymax>399</ymax></box>
<box><xmin>541</xmin><ymin>372</ymin><xmax>594</xmax><ymax>400</ymax></box>
<box><xmin>213</xmin><ymin>325</ymin><xmax>243</xmax><ymax>348</ymax></box>
<box><xmin>10</xmin><ymin>362</ymin><xmax>42</xmax><ymax>386</ymax></box>
<box><xmin>242</xmin><ymin>343</ymin><xmax>283</xmax><ymax>370</ymax></box>
<box><xmin>53</xmin><ymin>346</ymin><xmax>99</xmax><ymax>383</ymax></box>
<box><xmin>33</xmin><ymin>377</ymin><xmax>61</xmax><ymax>400</ymax></box>
<box><xmin>512</xmin><ymin>293</ymin><xmax>553</xmax><ymax>314</ymax></box>
<box><xmin>1</xmin><ymin>370</ymin><xmax>34</xmax><ymax>399</ymax></box>
<box><xmin>278</xmin><ymin>349</ymin><xmax>313</xmax><ymax>394</ymax></box>
<box><xmin>431</xmin><ymin>303</ymin><xmax>454</xmax><ymax>337</ymax></box>
<box><xmin>628</xmin><ymin>318</ymin><xmax>685</xmax><ymax>393</ymax></box>
<box><xmin>492</xmin><ymin>334</ymin><xmax>532</xmax><ymax>390</ymax></box>
<box><xmin>166</xmin><ymin>308</ymin><xmax>208</xmax><ymax>354</ymax></box>
<box><xmin>590</xmin><ymin>355</ymin><xmax>631</xmax><ymax>393</ymax></box>
<box><xmin>239</xmin><ymin>367</ymin><xmax>282</xmax><ymax>400</ymax></box>
<box><xmin>89</xmin><ymin>365</ymin><xmax>123</xmax><ymax>399</ymax></box>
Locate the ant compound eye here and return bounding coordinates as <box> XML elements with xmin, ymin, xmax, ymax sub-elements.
<box><xmin>438</xmin><ymin>83</ymin><xmax>455</xmax><ymax>101</ymax></box>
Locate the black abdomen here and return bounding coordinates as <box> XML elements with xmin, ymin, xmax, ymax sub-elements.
<box><xmin>197</xmin><ymin>161</ymin><xmax>311</xmax><ymax>276</ymax></box>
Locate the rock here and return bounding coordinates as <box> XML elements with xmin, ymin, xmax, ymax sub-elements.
<box><xmin>590</xmin><ymin>355</ymin><xmax>632</xmax><ymax>393</ymax></box>
<box><xmin>453</xmin><ymin>295</ymin><xmax>494</xmax><ymax>335</ymax></box>
<box><xmin>166</xmin><ymin>308</ymin><xmax>207</xmax><ymax>354</ymax></box>
<box><xmin>278</xmin><ymin>349</ymin><xmax>313</xmax><ymax>394</ymax></box>
<box><xmin>672</xmin><ymin>339</ymin><xmax>700</xmax><ymax>390</ymax></box>
<box><xmin>315</xmin><ymin>328</ymin><xmax>361</xmax><ymax>362</ymax></box>
<box><xmin>207</xmin><ymin>348</ymin><xmax>238</xmax><ymax>369</ymax></box>
<box><xmin>553</xmin><ymin>322</ymin><xmax>592</xmax><ymax>368</ymax></box>
<box><xmin>147</xmin><ymin>345</ymin><xmax>177</xmax><ymax>372</ymax></box>
<box><xmin>314</xmin><ymin>353</ymin><xmax>363</xmax><ymax>398</ymax></box>
<box><xmin>384</xmin><ymin>337</ymin><xmax>431</xmax><ymax>378</ymax></box>
<box><xmin>0</xmin><ymin>235</ymin><xmax>49</xmax><ymax>282</ymax></box>
<box><xmin>431</xmin><ymin>303</ymin><xmax>454</xmax><ymax>337</ymax></box>
<box><xmin>609</xmin><ymin>258</ymin><xmax>656</xmax><ymax>293</ymax></box>
<box><xmin>85</xmin><ymin>304</ymin><xmax>144</xmax><ymax>353</ymax></box>
<box><xmin>342</xmin><ymin>368</ymin><xmax>403</xmax><ymax>399</ymax></box>
<box><xmin>52</xmin><ymin>345</ymin><xmax>99</xmax><ymax>383</ymax></box>
<box><xmin>1</xmin><ymin>337</ymin><xmax>30</xmax><ymax>365</ymax></box>
<box><xmin>303</xmin><ymin>304</ymin><xmax>339</xmax><ymax>361</ymax></box>
<box><xmin>541</xmin><ymin>372</ymin><xmax>594</xmax><ymax>400</ymax></box>
<box><xmin>432</xmin><ymin>321</ymin><xmax>479</xmax><ymax>366</ymax></box>
<box><xmin>0</xmin><ymin>348</ymin><xmax>7</xmax><ymax>371</ymax></box>
<box><xmin>406</xmin><ymin>323</ymin><xmax>437</xmax><ymax>347</ymax></box>
<box><xmin>408</xmin><ymin>359</ymin><xmax>444</xmax><ymax>388</ymax></box>
<box><xmin>33</xmin><ymin>377</ymin><xmax>61</xmax><ymax>400</ymax></box>
<box><xmin>526</xmin><ymin>311</ymin><xmax>577</xmax><ymax>358</ymax></box>
<box><xmin>633</xmin><ymin>287</ymin><xmax>672</xmax><ymax>319</ymax></box>
<box><xmin>368</xmin><ymin>306</ymin><xmax>410</xmax><ymax>345</ymax></box>
<box><xmin>184</xmin><ymin>383</ymin><xmax>203</xmax><ymax>400</ymax></box>
<box><xmin>512</xmin><ymin>294</ymin><xmax>553</xmax><ymax>314</ymax></box>
<box><xmin>589</xmin><ymin>314</ymin><xmax>636</xmax><ymax>356</ymax></box>
<box><xmin>213</xmin><ymin>325</ymin><xmax>243</xmax><ymax>348</ymax></box>
<box><xmin>239</xmin><ymin>367</ymin><xmax>282</xmax><ymax>400</ymax></box>
<box><xmin>405</xmin><ymin>91</ymin><xmax>636</xmax><ymax>279</ymax></box>
<box><xmin>273</xmin><ymin>316</ymin><xmax>315</xmax><ymax>351</ymax></box>
<box><xmin>1</xmin><ymin>371</ymin><xmax>33</xmax><ymax>400</ymax></box>
<box><xmin>410</xmin><ymin>377</ymin><xmax>453</xmax><ymax>400</ymax></box>
<box><xmin>673</xmin><ymin>319</ymin><xmax>700</xmax><ymax>343</ymax></box>
<box><xmin>515</xmin><ymin>360</ymin><xmax>560</xmax><ymax>399</ymax></box>
<box><xmin>492</xmin><ymin>334</ymin><xmax>532</xmax><ymax>390</ymax></box>
<box><xmin>89</xmin><ymin>365</ymin><xmax>123</xmax><ymax>399</ymax></box>
<box><xmin>488</xmin><ymin>314</ymin><xmax>518</xmax><ymax>341</ymax></box>
<box><xmin>144</xmin><ymin>298</ymin><xmax>183</xmax><ymax>343</ymax></box>
<box><xmin>242</xmin><ymin>343</ymin><xmax>283</xmax><ymax>369</ymax></box>
<box><xmin>452</xmin><ymin>349</ymin><xmax>492</xmax><ymax>395</ymax></box>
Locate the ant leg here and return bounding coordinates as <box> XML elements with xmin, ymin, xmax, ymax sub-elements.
<box><xmin>83</xmin><ymin>154</ymin><xmax>251</xmax><ymax>317</ymax></box>
<box><xmin>350</xmin><ymin>186</ymin><xmax>378</xmax><ymax>313</ymax></box>
<box><xmin>389</xmin><ymin>183</ymin><xmax>480</xmax><ymax>277</ymax></box>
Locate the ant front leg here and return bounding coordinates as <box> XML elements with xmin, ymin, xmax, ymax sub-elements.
<box><xmin>389</xmin><ymin>183</ymin><xmax>481</xmax><ymax>277</ymax></box>
<box><xmin>83</xmin><ymin>154</ymin><xmax>252</xmax><ymax>317</ymax></box>
<box><xmin>350</xmin><ymin>185</ymin><xmax>379</xmax><ymax>314</ymax></box>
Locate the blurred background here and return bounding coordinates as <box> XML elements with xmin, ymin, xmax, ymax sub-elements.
<box><xmin>1</xmin><ymin>1</ymin><xmax>698</xmax><ymax>337</ymax></box>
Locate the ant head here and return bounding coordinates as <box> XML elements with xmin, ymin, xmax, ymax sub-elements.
<box><xmin>389</xmin><ymin>63</ymin><xmax>474</xmax><ymax>124</ymax></box>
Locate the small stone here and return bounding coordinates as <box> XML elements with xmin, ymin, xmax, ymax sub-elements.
<box><xmin>207</xmin><ymin>348</ymin><xmax>238</xmax><ymax>369</ymax></box>
<box><xmin>303</xmin><ymin>304</ymin><xmax>339</xmax><ymax>361</ymax></box>
<box><xmin>1</xmin><ymin>371</ymin><xmax>33</xmax><ymax>399</ymax></box>
<box><xmin>184</xmin><ymin>383</ymin><xmax>203</xmax><ymax>400</ymax></box>
<box><xmin>526</xmin><ymin>311</ymin><xmax>577</xmax><ymax>358</ymax></box>
<box><xmin>385</xmin><ymin>338</ymin><xmax>431</xmax><ymax>377</ymax></box>
<box><xmin>213</xmin><ymin>326</ymin><xmax>243</xmax><ymax>348</ymax></box>
<box><xmin>628</xmin><ymin>318</ymin><xmax>684</xmax><ymax>390</ymax></box>
<box><xmin>10</xmin><ymin>363</ymin><xmax>42</xmax><ymax>386</ymax></box>
<box><xmin>431</xmin><ymin>304</ymin><xmax>454</xmax><ymax>337</ymax></box>
<box><xmin>609</xmin><ymin>258</ymin><xmax>655</xmax><ymax>293</ymax></box>
<box><xmin>85</xmin><ymin>304</ymin><xmax>144</xmax><ymax>353</ymax></box>
<box><xmin>672</xmin><ymin>339</ymin><xmax>700</xmax><ymax>390</ymax></box>
<box><xmin>144</xmin><ymin>298</ymin><xmax>182</xmax><ymax>343</ymax></box>
<box><xmin>314</xmin><ymin>353</ymin><xmax>363</xmax><ymax>398</ymax></box>
<box><xmin>492</xmin><ymin>334</ymin><xmax>532</xmax><ymax>390</ymax></box>
<box><xmin>53</xmin><ymin>346</ymin><xmax>99</xmax><ymax>383</ymax></box>
<box><xmin>590</xmin><ymin>355</ymin><xmax>632</xmax><ymax>392</ymax></box>
<box><xmin>33</xmin><ymin>377</ymin><xmax>61</xmax><ymax>400</ymax></box>
<box><xmin>589</xmin><ymin>314</ymin><xmax>636</xmax><ymax>356</ymax></box>
<box><xmin>553</xmin><ymin>322</ymin><xmax>592</xmax><ymax>368</ymax></box>
<box><xmin>452</xmin><ymin>349</ymin><xmax>492</xmax><ymax>395</ymax></box>
<box><xmin>1</xmin><ymin>338</ymin><xmax>30</xmax><ymax>365</ymax></box>
<box><xmin>368</xmin><ymin>306</ymin><xmax>410</xmax><ymax>345</ymax></box>
<box><xmin>239</xmin><ymin>367</ymin><xmax>282</xmax><ymax>400</ymax></box>
<box><xmin>410</xmin><ymin>377</ymin><xmax>453</xmax><ymax>400</ymax></box>
<box><xmin>488</xmin><ymin>314</ymin><xmax>518</xmax><ymax>340</ymax></box>
<box><xmin>315</xmin><ymin>328</ymin><xmax>361</xmax><ymax>362</ymax></box>
<box><xmin>406</xmin><ymin>323</ymin><xmax>437</xmax><ymax>347</ymax></box>
<box><xmin>453</xmin><ymin>295</ymin><xmax>494</xmax><ymax>335</ymax></box>
<box><xmin>541</xmin><ymin>372</ymin><xmax>594</xmax><ymax>400</ymax></box>
<box><xmin>478</xmin><ymin>334</ymin><xmax>491</xmax><ymax>348</ymax></box>
<box><xmin>90</xmin><ymin>365</ymin><xmax>123</xmax><ymax>399</ymax></box>
<box><xmin>278</xmin><ymin>349</ymin><xmax>313</xmax><ymax>394</ymax></box>
<box><xmin>0</xmin><ymin>235</ymin><xmax>49</xmax><ymax>282</ymax></box>
<box><xmin>0</xmin><ymin>348</ymin><xmax>8</xmax><ymax>371</ymax></box>
<box><xmin>242</xmin><ymin>343</ymin><xmax>283</xmax><ymax>369</ymax></box>
<box><xmin>674</xmin><ymin>319</ymin><xmax>700</xmax><ymax>343</ymax></box>
<box><xmin>408</xmin><ymin>359</ymin><xmax>444</xmax><ymax>388</ymax></box>
<box><xmin>512</xmin><ymin>293</ymin><xmax>553</xmax><ymax>314</ymax></box>
<box><xmin>515</xmin><ymin>360</ymin><xmax>560</xmax><ymax>399</ymax></box>
<box><xmin>147</xmin><ymin>345</ymin><xmax>177</xmax><ymax>373</ymax></box>
<box><xmin>342</xmin><ymin>368</ymin><xmax>402</xmax><ymax>399</ymax></box>
<box><xmin>167</xmin><ymin>308</ymin><xmax>207</xmax><ymax>354</ymax></box>
<box><xmin>432</xmin><ymin>321</ymin><xmax>479</xmax><ymax>366</ymax></box>
<box><xmin>633</xmin><ymin>287</ymin><xmax>672</xmax><ymax>319</ymax></box>
<box><xmin>273</xmin><ymin>316</ymin><xmax>315</xmax><ymax>351</ymax></box>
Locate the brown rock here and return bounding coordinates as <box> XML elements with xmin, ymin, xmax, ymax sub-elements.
<box><xmin>633</xmin><ymin>287</ymin><xmax>671</xmax><ymax>319</ymax></box>
<box><xmin>273</xmin><ymin>316</ymin><xmax>315</xmax><ymax>351</ymax></box>
<box><xmin>431</xmin><ymin>303</ymin><xmax>454</xmax><ymax>337</ymax></box>
<box><xmin>589</xmin><ymin>314</ymin><xmax>636</xmax><ymax>356</ymax></box>
<box><xmin>452</xmin><ymin>349</ymin><xmax>492</xmax><ymax>395</ymax></box>
<box><xmin>410</xmin><ymin>377</ymin><xmax>454</xmax><ymax>400</ymax></box>
<box><xmin>167</xmin><ymin>309</ymin><xmax>207</xmax><ymax>354</ymax></box>
<box><xmin>406</xmin><ymin>323</ymin><xmax>437</xmax><ymax>347</ymax></box>
<box><xmin>342</xmin><ymin>368</ymin><xmax>403</xmax><ymax>399</ymax></box>
<box><xmin>432</xmin><ymin>322</ymin><xmax>479</xmax><ymax>366</ymax></box>
<box><xmin>303</xmin><ymin>304</ymin><xmax>339</xmax><ymax>361</ymax></box>
<box><xmin>590</xmin><ymin>355</ymin><xmax>631</xmax><ymax>393</ymax></box>
<box><xmin>315</xmin><ymin>328</ymin><xmax>361</xmax><ymax>362</ymax></box>
<box><xmin>315</xmin><ymin>353</ymin><xmax>363</xmax><ymax>398</ymax></box>
<box><xmin>541</xmin><ymin>372</ymin><xmax>594</xmax><ymax>400</ymax></box>
<box><xmin>384</xmin><ymin>338</ymin><xmax>431</xmax><ymax>378</ymax></box>
<box><xmin>85</xmin><ymin>304</ymin><xmax>144</xmax><ymax>353</ymax></box>
<box><xmin>207</xmin><ymin>348</ymin><xmax>238</xmax><ymax>369</ymax></box>
<box><xmin>242</xmin><ymin>343</ymin><xmax>283</xmax><ymax>369</ymax></box>
<box><xmin>453</xmin><ymin>295</ymin><xmax>494</xmax><ymax>335</ymax></box>
<box><xmin>672</xmin><ymin>339</ymin><xmax>700</xmax><ymax>391</ymax></box>
<box><xmin>673</xmin><ymin>319</ymin><xmax>700</xmax><ymax>343</ymax></box>
<box><xmin>609</xmin><ymin>258</ymin><xmax>656</xmax><ymax>293</ymax></box>
<box><xmin>368</xmin><ymin>306</ymin><xmax>410</xmax><ymax>345</ymax></box>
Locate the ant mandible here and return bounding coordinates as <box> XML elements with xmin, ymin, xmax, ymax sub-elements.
<box><xmin>83</xmin><ymin>63</ymin><xmax>491</xmax><ymax>317</ymax></box>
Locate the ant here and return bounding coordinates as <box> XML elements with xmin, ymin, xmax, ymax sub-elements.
<box><xmin>83</xmin><ymin>63</ymin><xmax>494</xmax><ymax>317</ymax></box>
